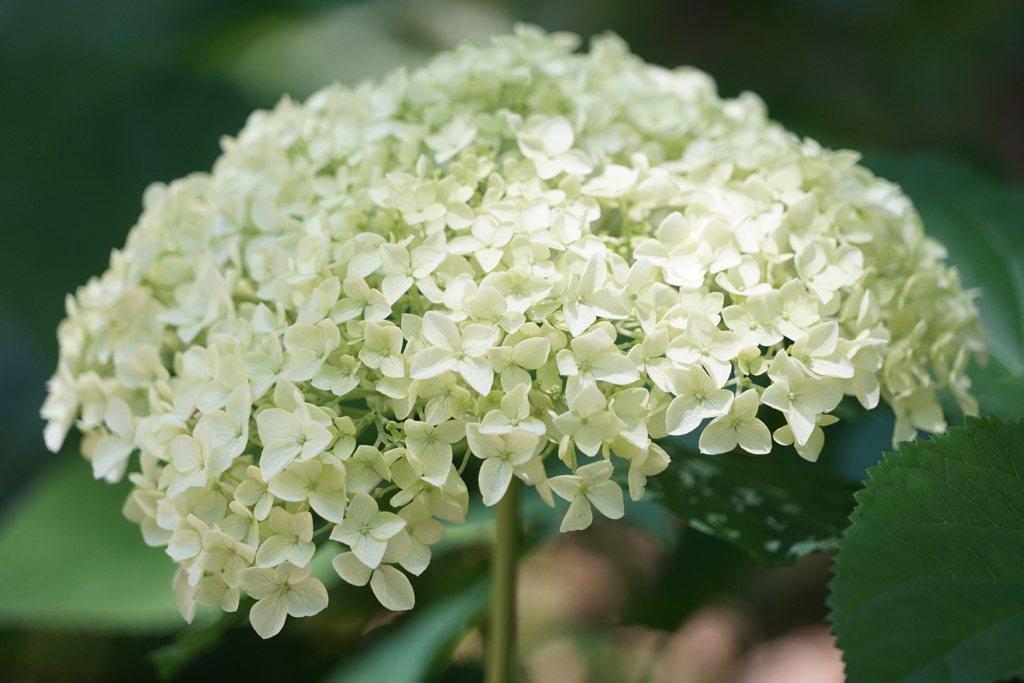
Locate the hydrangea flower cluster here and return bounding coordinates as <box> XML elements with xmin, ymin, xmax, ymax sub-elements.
<box><xmin>42</xmin><ymin>27</ymin><xmax>984</xmax><ymax>637</ymax></box>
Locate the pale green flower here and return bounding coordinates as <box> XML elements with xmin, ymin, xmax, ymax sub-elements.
<box><xmin>555</xmin><ymin>327</ymin><xmax>639</xmax><ymax>401</ymax></box>
<box><xmin>698</xmin><ymin>390</ymin><xmax>772</xmax><ymax>455</ymax></box>
<box><xmin>267</xmin><ymin>458</ymin><xmax>347</xmax><ymax>523</ymax></box>
<box><xmin>652</xmin><ymin>365</ymin><xmax>733</xmax><ymax>436</ymax></box>
<box><xmin>548</xmin><ymin>461</ymin><xmax>625</xmax><ymax>532</ymax></box>
<box><xmin>760</xmin><ymin>351</ymin><xmax>843</xmax><ymax>446</ymax></box>
<box><xmin>479</xmin><ymin>383</ymin><xmax>546</xmax><ymax>436</ymax></box>
<box><xmin>466</xmin><ymin>423</ymin><xmax>540</xmax><ymax>506</ymax></box>
<box><xmin>42</xmin><ymin>26</ymin><xmax>985</xmax><ymax>634</ymax></box>
<box><xmin>239</xmin><ymin>562</ymin><xmax>328</xmax><ymax>639</ymax></box>
<box><xmin>332</xmin><ymin>548</ymin><xmax>415</xmax><ymax>612</ymax></box>
<box><xmin>199</xmin><ymin>529</ymin><xmax>256</xmax><ymax>587</ymax></box>
<box><xmin>553</xmin><ymin>385</ymin><xmax>627</xmax><ymax>458</ymax></box>
<box><xmin>254</xmin><ymin>508</ymin><xmax>316</xmax><ymax>569</ymax></box>
<box><xmin>403</xmin><ymin>419</ymin><xmax>466</xmax><ymax>485</ymax></box>
<box><xmin>284</xmin><ymin>320</ymin><xmax>341</xmax><ymax>382</ymax></box>
<box><xmin>255</xmin><ymin>396</ymin><xmax>334</xmax><ymax>479</ymax></box>
<box><xmin>358</xmin><ymin>322</ymin><xmax>406</xmax><ymax>378</ymax></box>
<box><xmin>330</xmin><ymin>492</ymin><xmax>406</xmax><ymax>568</ymax></box>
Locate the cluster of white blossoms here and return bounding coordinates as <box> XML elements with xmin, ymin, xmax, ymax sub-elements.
<box><xmin>42</xmin><ymin>27</ymin><xmax>984</xmax><ymax>637</ymax></box>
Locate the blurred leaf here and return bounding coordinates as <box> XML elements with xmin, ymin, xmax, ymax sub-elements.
<box><xmin>217</xmin><ymin>0</ymin><xmax>512</xmax><ymax>100</ymax></box>
<box><xmin>322</xmin><ymin>576</ymin><xmax>489</xmax><ymax>683</ymax></box>
<box><xmin>971</xmin><ymin>371</ymin><xmax>1024</xmax><ymax>421</ymax></box>
<box><xmin>150</xmin><ymin>610</ymin><xmax>245</xmax><ymax>682</ymax></box>
<box><xmin>864</xmin><ymin>152</ymin><xmax>1024</xmax><ymax>376</ymax></box>
<box><xmin>829</xmin><ymin>416</ymin><xmax>1024</xmax><ymax>683</ymax></box>
<box><xmin>0</xmin><ymin>457</ymin><xmax>182</xmax><ymax>632</ymax></box>
<box><xmin>625</xmin><ymin>529</ymin><xmax>753</xmax><ymax>631</ymax></box>
<box><xmin>619</xmin><ymin>494</ymin><xmax>678</xmax><ymax>549</ymax></box>
<box><xmin>649</xmin><ymin>441</ymin><xmax>860</xmax><ymax>565</ymax></box>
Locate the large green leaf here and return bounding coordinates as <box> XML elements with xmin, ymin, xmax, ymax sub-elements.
<box><xmin>829</xmin><ymin>416</ymin><xmax>1024</xmax><ymax>683</ymax></box>
<box><xmin>321</xmin><ymin>577</ymin><xmax>489</xmax><ymax>683</ymax></box>
<box><xmin>649</xmin><ymin>441</ymin><xmax>860</xmax><ymax>565</ymax></box>
<box><xmin>0</xmin><ymin>458</ymin><xmax>182</xmax><ymax>631</ymax></box>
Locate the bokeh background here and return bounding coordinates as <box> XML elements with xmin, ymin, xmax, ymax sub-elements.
<box><xmin>1</xmin><ymin>1</ymin><xmax>1022</xmax><ymax>681</ymax></box>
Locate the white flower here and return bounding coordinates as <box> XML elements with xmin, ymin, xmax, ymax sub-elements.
<box><xmin>199</xmin><ymin>529</ymin><xmax>256</xmax><ymax>587</ymax></box>
<box><xmin>721</xmin><ymin>294</ymin><xmax>784</xmax><ymax>348</ymax></box>
<box><xmin>404</xmin><ymin>419</ymin><xmax>466</xmax><ymax>485</ymax></box>
<box><xmin>44</xmin><ymin>27</ymin><xmax>985</xmax><ymax>631</ymax></box>
<box><xmin>774</xmin><ymin>414</ymin><xmax>839</xmax><ymax>462</ymax></box>
<box><xmin>196</xmin><ymin>574</ymin><xmax>240</xmax><ymax>612</ymax></box>
<box><xmin>548</xmin><ymin>461</ymin><xmax>625</xmax><ymax>532</ymax></box>
<box><xmin>234</xmin><ymin>465</ymin><xmax>275</xmax><ymax>521</ymax></box>
<box><xmin>359</xmin><ymin>323</ymin><xmax>405</xmax><ymax>378</ymax></box>
<box><xmin>466</xmin><ymin>424</ymin><xmax>540</xmax><ymax>506</ymax></box>
<box><xmin>242</xmin><ymin>335</ymin><xmax>285</xmax><ymax>400</ymax></box>
<box><xmin>409</xmin><ymin>311</ymin><xmax>500</xmax><ymax>395</ymax></box>
<box><xmin>332</xmin><ymin>550</ymin><xmax>415</xmax><ymax>612</ymax></box>
<box><xmin>163</xmin><ymin>423</ymin><xmax>224</xmax><ymax>498</ymax></box>
<box><xmin>515</xmin><ymin>115</ymin><xmax>593</xmax><ymax>180</ymax></box>
<box><xmin>479</xmin><ymin>383</ymin><xmax>545</xmax><ymax>436</ymax></box>
<box><xmin>425</xmin><ymin>115</ymin><xmax>478</xmax><ymax>163</ymax></box>
<box><xmin>448</xmin><ymin>215</ymin><xmax>514</xmax><ymax>273</ymax></box>
<box><xmin>239</xmin><ymin>562</ymin><xmax>328</xmax><ymax>639</ymax></box>
<box><xmin>329</xmin><ymin>492</ymin><xmax>406</xmax><ymax>568</ymax></box>
<box><xmin>561</xmin><ymin>252</ymin><xmax>629</xmax><ymax>337</ymax></box>
<box><xmin>488</xmin><ymin>334</ymin><xmax>552</xmax><ymax>393</ymax></box>
<box><xmin>553</xmin><ymin>385</ymin><xmax>627</xmax><ymax>457</ymax></box>
<box><xmin>331</xmin><ymin>276</ymin><xmax>391</xmax><ymax>324</ymax></box>
<box><xmin>342</xmin><ymin>445</ymin><xmax>390</xmax><ymax>492</ymax></box>
<box><xmin>267</xmin><ymin>459</ymin><xmax>347</xmax><ymax>523</ymax></box>
<box><xmin>284</xmin><ymin>320</ymin><xmax>341</xmax><ymax>382</ymax></box>
<box><xmin>556</xmin><ymin>327</ymin><xmax>639</xmax><ymax>400</ymax></box>
<box><xmin>254</xmin><ymin>508</ymin><xmax>316</xmax><ymax>568</ymax></box>
<box><xmin>397</xmin><ymin>499</ymin><xmax>446</xmax><ymax>575</ymax></box>
<box><xmin>89</xmin><ymin>396</ymin><xmax>136</xmax><ymax>483</ymax></box>
<box><xmin>787</xmin><ymin>322</ymin><xmax>855</xmax><ymax>379</ymax></box>
<box><xmin>666</xmin><ymin>315</ymin><xmax>744</xmax><ymax>388</ymax></box>
<box><xmin>198</xmin><ymin>384</ymin><xmax>251</xmax><ymax>465</ymax></box>
<box><xmin>698</xmin><ymin>390</ymin><xmax>772</xmax><ymax>455</ymax></box>
<box><xmin>760</xmin><ymin>351</ymin><xmax>843</xmax><ymax>446</ymax></box>
<box><xmin>379</xmin><ymin>243</ymin><xmax>446</xmax><ymax>305</ymax></box>
<box><xmin>256</xmin><ymin>392</ymin><xmax>334</xmax><ymax>480</ymax></box>
<box><xmin>652</xmin><ymin>366</ymin><xmax>733</xmax><ymax>436</ymax></box>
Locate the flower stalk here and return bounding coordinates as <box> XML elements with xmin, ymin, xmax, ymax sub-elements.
<box><xmin>486</xmin><ymin>477</ymin><xmax>520</xmax><ymax>683</ymax></box>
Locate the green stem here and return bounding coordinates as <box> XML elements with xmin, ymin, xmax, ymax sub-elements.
<box><xmin>486</xmin><ymin>478</ymin><xmax>520</xmax><ymax>683</ymax></box>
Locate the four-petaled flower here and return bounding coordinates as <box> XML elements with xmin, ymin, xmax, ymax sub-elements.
<box><xmin>330</xmin><ymin>492</ymin><xmax>407</xmax><ymax>568</ymax></box>
<box><xmin>548</xmin><ymin>461</ymin><xmax>625</xmax><ymax>532</ymax></box>
<box><xmin>239</xmin><ymin>562</ymin><xmax>329</xmax><ymax>639</ymax></box>
<box><xmin>410</xmin><ymin>311</ymin><xmax>501</xmax><ymax>395</ymax></box>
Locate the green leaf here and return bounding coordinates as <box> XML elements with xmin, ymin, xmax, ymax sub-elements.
<box><xmin>649</xmin><ymin>440</ymin><xmax>860</xmax><ymax>565</ymax></box>
<box><xmin>0</xmin><ymin>458</ymin><xmax>183</xmax><ymax>631</ymax></box>
<box><xmin>150</xmin><ymin>610</ymin><xmax>246</xmax><ymax>681</ymax></box>
<box><xmin>829</xmin><ymin>416</ymin><xmax>1024</xmax><ymax>683</ymax></box>
<box><xmin>321</xmin><ymin>577</ymin><xmax>489</xmax><ymax>683</ymax></box>
<box><xmin>624</xmin><ymin>530</ymin><xmax>753</xmax><ymax>631</ymax></box>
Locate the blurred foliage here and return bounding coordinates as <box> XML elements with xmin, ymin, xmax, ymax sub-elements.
<box><xmin>650</xmin><ymin>442</ymin><xmax>860</xmax><ymax>566</ymax></box>
<box><xmin>1</xmin><ymin>0</ymin><xmax>1022</xmax><ymax>681</ymax></box>
<box><xmin>323</xmin><ymin>577</ymin><xmax>489</xmax><ymax>683</ymax></box>
<box><xmin>0</xmin><ymin>457</ymin><xmax>181</xmax><ymax>631</ymax></box>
